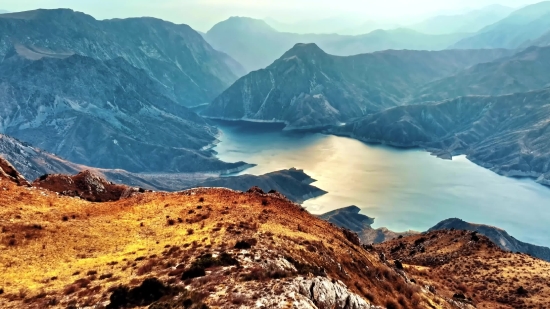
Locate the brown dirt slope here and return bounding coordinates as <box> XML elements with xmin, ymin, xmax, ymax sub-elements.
<box><xmin>374</xmin><ymin>230</ymin><xmax>550</xmax><ymax>309</ymax></box>
<box><xmin>0</xmin><ymin>175</ymin><xmax>459</xmax><ymax>309</ymax></box>
<box><xmin>0</xmin><ymin>156</ymin><xmax>30</xmax><ymax>186</ymax></box>
<box><xmin>32</xmin><ymin>170</ymin><xmax>146</xmax><ymax>202</ymax></box>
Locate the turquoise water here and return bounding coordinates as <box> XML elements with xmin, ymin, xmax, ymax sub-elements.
<box><xmin>212</xmin><ymin>120</ymin><xmax>550</xmax><ymax>247</ymax></box>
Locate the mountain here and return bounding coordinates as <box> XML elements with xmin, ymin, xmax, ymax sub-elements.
<box><xmin>188</xmin><ymin>168</ymin><xmax>327</xmax><ymax>203</ymax></box>
<box><xmin>204</xmin><ymin>17</ymin><xmax>470</xmax><ymax>72</ymax></box>
<box><xmin>0</xmin><ymin>9</ymin><xmax>244</xmax><ymax>106</ymax></box>
<box><xmin>410</xmin><ymin>4</ymin><xmax>513</xmax><ymax>35</ymax></box>
<box><xmin>414</xmin><ymin>45</ymin><xmax>550</xmax><ymax>103</ymax></box>
<box><xmin>0</xmin><ymin>52</ymin><xmax>248</xmax><ymax>174</ymax></box>
<box><xmin>0</xmin><ymin>10</ymin><xmax>9</xmax><ymax>14</ymax></box>
<box><xmin>202</xmin><ymin>44</ymin><xmax>513</xmax><ymax>129</ymax></box>
<box><xmin>318</xmin><ymin>206</ymin><xmax>417</xmax><ymax>244</ymax></box>
<box><xmin>331</xmin><ymin>88</ymin><xmax>550</xmax><ymax>184</ymax></box>
<box><xmin>523</xmin><ymin>29</ymin><xmax>550</xmax><ymax>47</ymax></box>
<box><xmin>374</xmin><ymin>230</ymin><xmax>550</xmax><ymax>308</ymax></box>
<box><xmin>450</xmin><ymin>1</ymin><xmax>550</xmax><ymax>49</ymax></box>
<box><xmin>0</xmin><ymin>164</ymin><xmax>449</xmax><ymax>309</ymax></box>
<box><xmin>430</xmin><ymin>218</ymin><xmax>550</xmax><ymax>262</ymax></box>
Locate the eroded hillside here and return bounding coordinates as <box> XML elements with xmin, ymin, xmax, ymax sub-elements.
<box><xmin>1</xmin><ymin>171</ymin><xmax>452</xmax><ymax>309</ymax></box>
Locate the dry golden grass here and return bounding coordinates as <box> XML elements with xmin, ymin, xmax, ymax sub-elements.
<box><xmin>0</xmin><ymin>178</ymin><xmax>457</xmax><ymax>309</ymax></box>
<box><xmin>375</xmin><ymin>230</ymin><xmax>550</xmax><ymax>309</ymax></box>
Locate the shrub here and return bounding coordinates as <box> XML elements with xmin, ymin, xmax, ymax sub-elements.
<box><xmin>234</xmin><ymin>240</ymin><xmax>252</xmax><ymax>250</ymax></box>
<box><xmin>107</xmin><ymin>278</ymin><xmax>169</xmax><ymax>309</ymax></box>
<box><xmin>167</xmin><ymin>219</ymin><xmax>176</xmax><ymax>226</ymax></box>
<box><xmin>386</xmin><ymin>299</ymin><xmax>400</xmax><ymax>309</ymax></box>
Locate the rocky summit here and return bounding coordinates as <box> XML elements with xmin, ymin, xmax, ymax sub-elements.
<box><xmin>203</xmin><ymin>43</ymin><xmax>512</xmax><ymax>129</ymax></box>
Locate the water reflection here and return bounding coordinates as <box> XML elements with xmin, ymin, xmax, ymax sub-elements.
<box><xmin>212</xmin><ymin>120</ymin><xmax>550</xmax><ymax>247</ymax></box>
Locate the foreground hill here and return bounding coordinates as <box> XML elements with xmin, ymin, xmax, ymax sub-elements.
<box><xmin>331</xmin><ymin>88</ymin><xmax>550</xmax><ymax>185</ymax></box>
<box><xmin>204</xmin><ymin>17</ymin><xmax>470</xmax><ymax>72</ymax></box>
<box><xmin>375</xmin><ymin>230</ymin><xmax>550</xmax><ymax>309</ymax></box>
<box><xmin>450</xmin><ymin>1</ymin><xmax>550</xmax><ymax>50</ymax></box>
<box><xmin>203</xmin><ymin>44</ymin><xmax>512</xmax><ymax>129</ymax></box>
<box><xmin>0</xmin><ymin>9</ymin><xmax>244</xmax><ymax>106</ymax></box>
<box><xmin>0</xmin><ymin>169</ymin><xmax>455</xmax><ymax>309</ymax></box>
<box><xmin>430</xmin><ymin>218</ymin><xmax>550</xmax><ymax>262</ymax></box>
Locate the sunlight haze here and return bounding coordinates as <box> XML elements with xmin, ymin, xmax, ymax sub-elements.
<box><xmin>0</xmin><ymin>0</ymin><xmax>543</xmax><ymax>31</ymax></box>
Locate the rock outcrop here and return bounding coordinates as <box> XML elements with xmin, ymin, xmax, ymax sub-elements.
<box><xmin>290</xmin><ymin>277</ymin><xmax>377</xmax><ymax>309</ymax></box>
<box><xmin>430</xmin><ymin>218</ymin><xmax>550</xmax><ymax>262</ymax></box>
<box><xmin>318</xmin><ymin>206</ymin><xmax>417</xmax><ymax>244</ymax></box>
<box><xmin>32</xmin><ymin>170</ymin><xmax>144</xmax><ymax>202</ymax></box>
<box><xmin>0</xmin><ymin>156</ymin><xmax>30</xmax><ymax>186</ymax></box>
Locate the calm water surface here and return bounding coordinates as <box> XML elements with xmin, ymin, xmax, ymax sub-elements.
<box><xmin>212</xmin><ymin>120</ymin><xmax>550</xmax><ymax>247</ymax></box>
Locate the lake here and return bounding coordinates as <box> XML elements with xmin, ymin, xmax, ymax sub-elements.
<box><xmin>212</xmin><ymin>120</ymin><xmax>550</xmax><ymax>247</ymax></box>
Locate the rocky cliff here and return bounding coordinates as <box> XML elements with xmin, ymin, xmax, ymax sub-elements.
<box><xmin>0</xmin><ymin>52</ymin><xmax>247</xmax><ymax>173</ymax></box>
<box><xmin>203</xmin><ymin>43</ymin><xmax>512</xmax><ymax>129</ymax></box>
<box><xmin>0</xmin><ymin>9</ymin><xmax>244</xmax><ymax>106</ymax></box>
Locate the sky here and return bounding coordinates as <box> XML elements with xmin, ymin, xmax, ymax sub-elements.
<box><xmin>0</xmin><ymin>0</ymin><xmax>544</xmax><ymax>32</ymax></box>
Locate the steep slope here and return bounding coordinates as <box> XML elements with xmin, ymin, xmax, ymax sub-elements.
<box><xmin>204</xmin><ymin>17</ymin><xmax>470</xmax><ymax>72</ymax></box>
<box><xmin>414</xmin><ymin>46</ymin><xmax>550</xmax><ymax>102</ymax></box>
<box><xmin>188</xmin><ymin>168</ymin><xmax>327</xmax><ymax>203</ymax></box>
<box><xmin>450</xmin><ymin>1</ymin><xmax>550</xmax><ymax>49</ymax></box>
<box><xmin>203</xmin><ymin>44</ymin><xmax>513</xmax><ymax>129</ymax></box>
<box><xmin>318</xmin><ymin>206</ymin><xmax>417</xmax><ymax>244</ymax></box>
<box><xmin>375</xmin><ymin>230</ymin><xmax>550</xmax><ymax>309</ymax></box>
<box><xmin>0</xmin><ymin>173</ymin><xmax>461</xmax><ymax>309</ymax></box>
<box><xmin>331</xmin><ymin>88</ymin><xmax>550</xmax><ymax>184</ymax></box>
<box><xmin>0</xmin><ymin>53</ymin><xmax>247</xmax><ymax>173</ymax></box>
<box><xmin>0</xmin><ymin>156</ymin><xmax>30</xmax><ymax>186</ymax></box>
<box><xmin>0</xmin><ymin>9</ymin><xmax>244</xmax><ymax>106</ymax></box>
<box><xmin>430</xmin><ymin>218</ymin><xmax>550</xmax><ymax>262</ymax></box>
<box><xmin>410</xmin><ymin>5</ymin><xmax>513</xmax><ymax>35</ymax></box>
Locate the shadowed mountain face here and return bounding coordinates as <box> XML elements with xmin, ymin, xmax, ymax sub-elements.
<box><xmin>429</xmin><ymin>218</ymin><xmax>550</xmax><ymax>262</ymax></box>
<box><xmin>204</xmin><ymin>17</ymin><xmax>470</xmax><ymax>72</ymax></box>
<box><xmin>0</xmin><ymin>55</ymin><xmax>247</xmax><ymax>173</ymax></box>
<box><xmin>331</xmin><ymin>88</ymin><xmax>550</xmax><ymax>184</ymax></box>
<box><xmin>450</xmin><ymin>1</ymin><xmax>550</xmax><ymax>49</ymax></box>
<box><xmin>0</xmin><ymin>9</ymin><xmax>244</xmax><ymax>106</ymax></box>
<box><xmin>414</xmin><ymin>46</ymin><xmax>550</xmax><ymax>103</ymax></box>
<box><xmin>202</xmin><ymin>43</ymin><xmax>513</xmax><ymax>129</ymax></box>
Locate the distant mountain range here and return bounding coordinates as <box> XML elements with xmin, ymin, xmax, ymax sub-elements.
<box><xmin>409</xmin><ymin>4</ymin><xmax>513</xmax><ymax>35</ymax></box>
<box><xmin>0</xmin><ymin>9</ymin><xmax>244</xmax><ymax>107</ymax></box>
<box><xmin>203</xmin><ymin>17</ymin><xmax>470</xmax><ymax>72</ymax></box>
<box><xmin>0</xmin><ymin>9</ymin><xmax>254</xmax><ymax>175</ymax></box>
<box><xmin>450</xmin><ymin>1</ymin><xmax>550</xmax><ymax>49</ymax></box>
<box><xmin>202</xmin><ymin>43</ymin><xmax>513</xmax><ymax>129</ymax></box>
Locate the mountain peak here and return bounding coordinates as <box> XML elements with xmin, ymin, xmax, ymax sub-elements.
<box><xmin>207</xmin><ymin>16</ymin><xmax>275</xmax><ymax>34</ymax></box>
<box><xmin>281</xmin><ymin>43</ymin><xmax>326</xmax><ymax>59</ymax></box>
<box><xmin>0</xmin><ymin>8</ymin><xmax>94</xmax><ymax>21</ymax></box>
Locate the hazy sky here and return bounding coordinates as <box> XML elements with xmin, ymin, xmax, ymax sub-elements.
<box><xmin>0</xmin><ymin>0</ymin><xmax>544</xmax><ymax>31</ymax></box>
